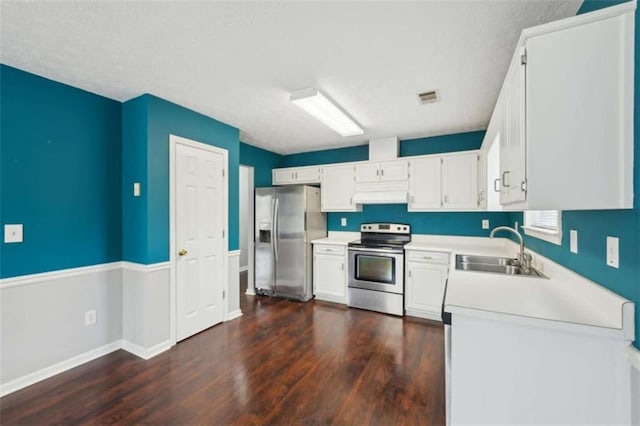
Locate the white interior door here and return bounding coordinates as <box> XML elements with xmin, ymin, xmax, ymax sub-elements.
<box><xmin>176</xmin><ymin>142</ymin><xmax>225</xmax><ymax>341</ymax></box>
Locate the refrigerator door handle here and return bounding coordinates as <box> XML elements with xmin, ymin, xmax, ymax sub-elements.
<box><xmin>273</xmin><ymin>197</ymin><xmax>279</xmax><ymax>261</ymax></box>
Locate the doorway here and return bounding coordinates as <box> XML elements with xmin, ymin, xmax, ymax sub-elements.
<box><xmin>170</xmin><ymin>135</ymin><xmax>228</xmax><ymax>342</ymax></box>
<box><xmin>239</xmin><ymin>165</ymin><xmax>255</xmax><ymax>298</ymax></box>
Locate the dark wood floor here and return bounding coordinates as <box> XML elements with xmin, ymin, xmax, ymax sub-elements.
<box><xmin>1</xmin><ymin>285</ymin><xmax>445</xmax><ymax>425</ymax></box>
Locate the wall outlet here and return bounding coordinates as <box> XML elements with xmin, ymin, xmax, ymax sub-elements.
<box><xmin>133</xmin><ymin>182</ymin><xmax>141</xmax><ymax>197</ymax></box>
<box><xmin>606</xmin><ymin>237</ymin><xmax>619</xmax><ymax>268</ymax></box>
<box><xmin>4</xmin><ymin>224</ymin><xmax>23</xmax><ymax>243</ymax></box>
<box><xmin>341</xmin><ymin>217</ymin><xmax>347</xmax><ymax>227</ymax></box>
<box><xmin>482</xmin><ymin>219</ymin><xmax>489</xmax><ymax>230</ymax></box>
<box><xmin>570</xmin><ymin>230</ymin><xmax>578</xmax><ymax>254</ymax></box>
<box><xmin>85</xmin><ymin>310</ymin><xmax>96</xmax><ymax>326</ymax></box>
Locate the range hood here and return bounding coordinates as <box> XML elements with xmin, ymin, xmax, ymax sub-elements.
<box><xmin>352</xmin><ymin>189</ymin><xmax>408</xmax><ymax>204</ymax></box>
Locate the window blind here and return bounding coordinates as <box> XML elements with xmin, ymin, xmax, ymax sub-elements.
<box><xmin>525</xmin><ymin>210</ymin><xmax>560</xmax><ymax>231</ymax></box>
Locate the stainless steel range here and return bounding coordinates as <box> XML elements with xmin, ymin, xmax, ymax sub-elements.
<box><xmin>347</xmin><ymin>223</ymin><xmax>410</xmax><ymax>316</ymax></box>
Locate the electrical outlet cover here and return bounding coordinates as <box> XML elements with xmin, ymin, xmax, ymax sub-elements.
<box><xmin>4</xmin><ymin>224</ymin><xmax>23</xmax><ymax>243</ymax></box>
<box><xmin>570</xmin><ymin>230</ymin><xmax>578</xmax><ymax>254</ymax></box>
<box><xmin>606</xmin><ymin>236</ymin><xmax>619</xmax><ymax>268</ymax></box>
<box><xmin>482</xmin><ymin>219</ymin><xmax>489</xmax><ymax>230</ymax></box>
<box><xmin>341</xmin><ymin>217</ymin><xmax>347</xmax><ymax>227</ymax></box>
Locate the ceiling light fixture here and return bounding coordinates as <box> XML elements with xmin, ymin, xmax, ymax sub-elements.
<box><xmin>290</xmin><ymin>88</ymin><xmax>364</xmax><ymax>137</ymax></box>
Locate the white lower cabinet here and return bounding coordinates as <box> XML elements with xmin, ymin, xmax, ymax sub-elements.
<box><xmin>405</xmin><ymin>250</ymin><xmax>449</xmax><ymax>321</ymax></box>
<box><xmin>313</xmin><ymin>244</ymin><xmax>347</xmax><ymax>304</ymax></box>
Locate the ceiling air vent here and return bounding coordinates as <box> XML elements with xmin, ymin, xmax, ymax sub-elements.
<box><xmin>417</xmin><ymin>90</ymin><xmax>439</xmax><ymax>104</ymax></box>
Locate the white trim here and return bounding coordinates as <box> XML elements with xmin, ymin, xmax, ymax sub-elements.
<box><xmin>228</xmin><ymin>250</ymin><xmax>241</xmax><ymax>257</ymax></box>
<box><xmin>121</xmin><ymin>261</ymin><xmax>171</xmax><ymax>272</ymax></box>
<box><xmin>239</xmin><ymin>266</ymin><xmax>249</xmax><ymax>272</ymax></box>
<box><xmin>245</xmin><ymin>287</ymin><xmax>256</xmax><ymax>296</ymax></box>
<box><xmin>522</xmin><ymin>225</ymin><xmax>562</xmax><ymax>245</ymax></box>
<box><xmin>0</xmin><ymin>340</ymin><xmax>121</xmax><ymax>397</ymax></box>
<box><xmin>629</xmin><ymin>345</ymin><xmax>640</xmax><ymax>372</ymax></box>
<box><xmin>121</xmin><ymin>339</ymin><xmax>172</xmax><ymax>360</ymax></box>
<box><xmin>226</xmin><ymin>309</ymin><xmax>243</xmax><ymax>321</ymax></box>
<box><xmin>0</xmin><ymin>262</ymin><xmax>122</xmax><ymax>289</ymax></box>
<box><xmin>169</xmin><ymin>134</ymin><xmax>229</xmax><ymax>346</ymax></box>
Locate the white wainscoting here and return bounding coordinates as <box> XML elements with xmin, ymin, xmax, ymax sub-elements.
<box><xmin>630</xmin><ymin>345</ymin><xmax>640</xmax><ymax>425</ymax></box>
<box><xmin>227</xmin><ymin>250</ymin><xmax>242</xmax><ymax>321</ymax></box>
<box><xmin>0</xmin><ymin>265</ymin><xmax>124</xmax><ymax>396</ymax></box>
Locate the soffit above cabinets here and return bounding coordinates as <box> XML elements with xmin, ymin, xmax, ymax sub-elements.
<box><xmin>0</xmin><ymin>1</ymin><xmax>580</xmax><ymax>154</ymax></box>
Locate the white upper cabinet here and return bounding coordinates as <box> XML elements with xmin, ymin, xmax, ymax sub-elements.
<box><xmin>321</xmin><ymin>163</ymin><xmax>361</xmax><ymax>212</ymax></box>
<box><xmin>408</xmin><ymin>151</ymin><xmax>480</xmax><ymax>211</ymax></box>
<box><xmin>355</xmin><ymin>160</ymin><xmax>408</xmax><ymax>183</ymax></box>
<box><xmin>442</xmin><ymin>153</ymin><xmax>479</xmax><ymax>209</ymax></box>
<box><xmin>408</xmin><ymin>156</ymin><xmax>442</xmax><ymax>210</ymax></box>
<box><xmin>493</xmin><ymin>3</ymin><xmax>635</xmax><ymax>210</ymax></box>
<box><xmin>272</xmin><ymin>165</ymin><xmax>321</xmax><ymax>185</ymax></box>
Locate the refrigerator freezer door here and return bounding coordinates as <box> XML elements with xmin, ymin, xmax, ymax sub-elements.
<box><xmin>255</xmin><ymin>188</ymin><xmax>275</xmax><ymax>294</ymax></box>
<box><xmin>274</xmin><ymin>186</ymin><xmax>309</xmax><ymax>300</ymax></box>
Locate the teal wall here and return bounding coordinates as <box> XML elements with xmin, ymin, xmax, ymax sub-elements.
<box><xmin>281</xmin><ymin>131</ymin><xmax>511</xmax><ymax>235</ymax></box>
<box><xmin>0</xmin><ymin>65</ymin><xmax>123</xmax><ymax>278</ymax></box>
<box><xmin>239</xmin><ymin>142</ymin><xmax>283</xmax><ymax>187</ymax></box>
<box><xmin>508</xmin><ymin>0</ymin><xmax>640</xmax><ymax>349</ymax></box>
<box><xmin>122</xmin><ymin>94</ymin><xmax>240</xmax><ymax>263</ymax></box>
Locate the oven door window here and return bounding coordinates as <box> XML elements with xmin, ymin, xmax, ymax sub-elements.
<box><xmin>355</xmin><ymin>254</ymin><xmax>395</xmax><ymax>284</ymax></box>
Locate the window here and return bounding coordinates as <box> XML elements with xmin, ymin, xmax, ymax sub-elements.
<box><xmin>522</xmin><ymin>210</ymin><xmax>562</xmax><ymax>245</ymax></box>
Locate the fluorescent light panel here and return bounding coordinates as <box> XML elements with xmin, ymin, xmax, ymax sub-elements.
<box><xmin>290</xmin><ymin>88</ymin><xmax>363</xmax><ymax>137</ymax></box>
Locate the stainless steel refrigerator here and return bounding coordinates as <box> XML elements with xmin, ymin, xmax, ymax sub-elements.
<box><xmin>255</xmin><ymin>185</ymin><xmax>326</xmax><ymax>301</ymax></box>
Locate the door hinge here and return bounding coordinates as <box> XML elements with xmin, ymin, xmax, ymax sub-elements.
<box><xmin>520</xmin><ymin>49</ymin><xmax>527</xmax><ymax>65</ymax></box>
<box><xmin>222</xmin><ymin>169</ymin><xmax>225</xmax><ymax>177</ymax></box>
<box><xmin>521</xmin><ymin>180</ymin><xmax>527</xmax><ymax>192</ymax></box>
<box><xmin>222</xmin><ymin>229</ymin><xmax>225</xmax><ymax>238</ymax></box>
<box><xmin>408</xmin><ymin>270</ymin><xmax>412</xmax><ymax>278</ymax></box>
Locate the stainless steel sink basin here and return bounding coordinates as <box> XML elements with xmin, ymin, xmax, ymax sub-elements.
<box><xmin>455</xmin><ymin>254</ymin><xmax>547</xmax><ymax>278</ymax></box>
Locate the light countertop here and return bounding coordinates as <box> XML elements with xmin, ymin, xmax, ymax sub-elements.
<box><xmin>330</xmin><ymin>232</ymin><xmax>635</xmax><ymax>340</ymax></box>
<box><xmin>311</xmin><ymin>231</ymin><xmax>360</xmax><ymax>246</ymax></box>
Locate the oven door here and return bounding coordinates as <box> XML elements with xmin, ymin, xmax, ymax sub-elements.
<box><xmin>348</xmin><ymin>247</ymin><xmax>404</xmax><ymax>294</ymax></box>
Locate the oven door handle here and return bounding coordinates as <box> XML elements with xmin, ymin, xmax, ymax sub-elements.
<box><xmin>348</xmin><ymin>247</ymin><xmax>404</xmax><ymax>255</ymax></box>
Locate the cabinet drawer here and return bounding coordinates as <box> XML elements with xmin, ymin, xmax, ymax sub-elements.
<box><xmin>407</xmin><ymin>250</ymin><xmax>449</xmax><ymax>264</ymax></box>
<box><xmin>313</xmin><ymin>244</ymin><xmax>346</xmax><ymax>256</ymax></box>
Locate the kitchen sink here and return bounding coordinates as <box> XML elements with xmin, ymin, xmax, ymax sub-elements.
<box><xmin>455</xmin><ymin>254</ymin><xmax>547</xmax><ymax>278</ymax></box>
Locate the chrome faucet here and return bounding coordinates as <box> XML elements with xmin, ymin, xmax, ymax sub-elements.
<box><xmin>489</xmin><ymin>226</ymin><xmax>532</xmax><ymax>274</ymax></box>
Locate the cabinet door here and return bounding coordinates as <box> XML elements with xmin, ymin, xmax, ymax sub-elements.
<box><xmin>406</xmin><ymin>261</ymin><xmax>448</xmax><ymax>315</ymax></box>
<box><xmin>408</xmin><ymin>156</ymin><xmax>442</xmax><ymax>210</ymax></box>
<box><xmin>313</xmin><ymin>253</ymin><xmax>346</xmax><ymax>302</ymax></box>
<box><xmin>442</xmin><ymin>153</ymin><xmax>479</xmax><ymax>209</ymax></box>
<box><xmin>380</xmin><ymin>160</ymin><xmax>408</xmax><ymax>182</ymax></box>
<box><xmin>321</xmin><ymin>164</ymin><xmax>357</xmax><ymax>211</ymax></box>
<box><xmin>499</xmin><ymin>57</ymin><xmax>527</xmax><ymax>205</ymax></box>
<box><xmin>294</xmin><ymin>166</ymin><xmax>321</xmax><ymax>184</ymax></box>
<box><xmin>273</xmin><ymin>168</ymin><xmax>296</xmax><ymax>185</ymax></box>
<box><xmin>355</xmin><ymin>163</ymin><xmax>381</xmax><ymax>183</ymax></box>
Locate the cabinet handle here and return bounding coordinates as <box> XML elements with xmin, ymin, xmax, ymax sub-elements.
<box><xmin>291</xmin><ymin>172</ymin><xmax>295</xmax><ymax>179</ymax></box>
<box><xmin>295</xmin><ymin>172</ymin><xmax>298</xmax><ymax>179</ymax></box>
<box><xmin>493</xmin><ymin>178</ymin><xmax>501</xmax><ymax>192</ymax></box>
<box><xmin>376</xmin><ymin>169</ymin><xmax>380</xmax><ymax>176</ymax></box>
<box><xmin>410</xmin><ymin>195</ymin><xmax>415</xmax><ymax>203</ymax></box>
<box><xmin>381</xmin><ymin>169</ymin><xmax>384</xmax><ymax>176</ymax></box>
<box><xmin>350</xmin><ymin>197</ymin><xmax>353</xmax><ymax>205</ymax></box>
<box><xmin>408</xmin><ymin>270</ymin><xmax>412</xmax><ymax>278</ymax></box>
<box><xmin>444</xmin><ymin>195</ymin><xmax>448</xmax><ymax>204</ymax></box>
<box><xmin>502</xmin><ymin>171</ymin><xmax>511</xmax><ymax>187</ymax></box>
<box><xmin>424</xmin><ymin>256</ymin><xmax>432</xmax><ymax>260</ymax></box>
<box><xmin>341</xmin><ymin>263</ymin><xmax>344</xmax><ymax>270</ymax></box>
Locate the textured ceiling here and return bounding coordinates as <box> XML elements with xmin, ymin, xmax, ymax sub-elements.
<box><xmin>0</xmin><ymin>1</ymin><xmax>581</xmax><ymax>154</ymax></box>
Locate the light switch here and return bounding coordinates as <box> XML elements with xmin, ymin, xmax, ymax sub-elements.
<box><xmin>4</xmin><ymin>224</ymin><xmax>23</xmax><ymax>243</ymax></box>
<box><xmin>570</xmin><ymin>230</ymin><xmax>578</xmax><ymax>254</ymax></box>
<box><xmin>482</xmin><ymin>219</ymin><xmax>489</xmax><ymax>230</ymax></box>
<box><xmin>341</xmin><ymin>217</ymin><xmax>347</xmax><ymax>227</ymax></box>
<box><xmin>606</xmin><ymin>236</ymin><xmax>619</xmax><ymax>268</ymax></box>
<box><xmin>133</xmin><ymin>182</ymin><xmax>141</xmax><ymax>197</ymax></box>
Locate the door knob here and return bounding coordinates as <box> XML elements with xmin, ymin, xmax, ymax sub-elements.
<box><xmin>178</xmin><ymin>249</ymin><xmax>188</xmax><ymax>257</ymax></box>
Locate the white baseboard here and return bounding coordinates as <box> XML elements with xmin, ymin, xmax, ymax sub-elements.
<box><xmin>239</xmin><ymin>265</ymin><xmax>248</xmax><ymax>272</ymax></box>
<box><xmin>245</xmin><ymin>287</ymin><xmax>256</xmax><ymax>296</ymax></box>
<box><xmin>227</xmin><ymin>309</ymin><xmax>243</xmax><ymax>321</ymax></box>
<box><xmin>121</xmin><ymin>339</ymin><xmax>172</xmax><ymax>360</ymax></box>
<box><xmin>629</xmin><ymin>345</ymin><xmax>640</xmax><ymax>372</ymax></box>
<box><xmin>0</xmin><ymin>340</ymin><xmax>122</xmax><ymax>397</ymax></box>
